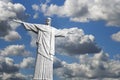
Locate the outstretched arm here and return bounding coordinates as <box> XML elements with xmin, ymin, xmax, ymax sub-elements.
<box><xmin>55</xmin><ymin>28</ymin><xmax>75</xmax><ymax>37</ymax></box>
<box><xmin>13</xmin><ymin>19</ymin><xmax>38</xmax><ymax>33</ymax></box>
<box><xmin>55</xmin><ymin>29</ymin><xmax>69</xmax><ymax>37</ymax></box>
<box><xmin>13</xmin><ymin>19</ymin><xmax>50</xmax><ymax>33</ymax></box>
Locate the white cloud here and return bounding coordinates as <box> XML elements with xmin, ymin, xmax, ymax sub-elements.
<box><xmin>32</xmin><ymin>4</ymin><xmax>39</xmax><ymax>11</ymax></box>
<box><xmin>54</xmin><ymin>52</ymin><xmax>120</xmax><ymax>79</ymax></box>
<box><xmin>0</xmin><ymin>56</ymin><xmax>33</xmax><ymax>80</ymax></box>
<box><xmin>53</xmin><ymin>57</ymin><xmax>64</xmax><ymax>69</ymax></box>
<box><xmin>32</xmin><ymin>4</ymin><xmax>40</xmax><ymax>19</ymax></box>
<box><xmin>0</xmin><ymin>56</ymin><xmax>19</xmax><ymax>73</ymax></box>
<box><xmin>3</xmin><ymin>31</ymin><xmax>21</xmax><ymax>41</ymax></box>
<box><xmin>36</xmin><ymin>0</ymin><xmax>120</xmax><ymax>26</ymax></box>
<box><xmin>20</xmin><ymin>57</ymin><xmax>35</xmax><ymax>69</ymax></box>
<box><xmin>33</xmin><ymin>13</ymin><xmax>39</xmax><ymax>19</ymax></box>
<box><xmin>111</xmin><ymin>31</ymin><xmax>120</xmax><ymax>42</ymax></box>
<box><xmin>0</xmin><ymin>47</ymin><xmax>33</xmax><ymax>80</ymax></box>
<box><xmin>0</xmin><ymin>45</ymin><xmax>31</xmax><ymax>57</ymax></box>
<box><xmin>0</xmin><ymin>0</ymin><xmax>27</xmax><ymax>41</ymax></box>
<box><xmin>28</xmin><ymin>32</ymin><xmax>37</xmax><ymax>47</ymax></box>
<box><xmin>55</xmin><ymin>28</ymin><xmax>101</xmax><ymax>55</ymax></box>
<box><xmin>0</xmin><ymin>42</ymin><xmax>34</xmax><ymax>80</ymax></box>
<box><xmin>2</xmin><ymin>73</ymin><xmax>26</xmax><ymax>80</ymax></box>
<box><xmin>1</xmin><ymin>72</ymin><xmax>33</xmax><ymax>80</ymax></box>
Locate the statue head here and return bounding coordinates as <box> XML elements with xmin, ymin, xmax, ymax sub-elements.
<box><xmin>45</xmin><ymin>17</ymin><xmax>51</xmax><ymax>26</ymax></box>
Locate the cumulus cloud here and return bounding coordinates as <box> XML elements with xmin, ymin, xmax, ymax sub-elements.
<box><xmin>32</xmin><ymin>4</ymin><xmax>39</xmax><ymax>11</ymax></box>
<box><xmin>0</xmin><ymin>0</ymin><xmax>27</xmax><ymax>41</ymax></box>
<box><xmin>0</xmin><ymin>56</ymin><xmax>33</xmax><ymax>80</ymax></box>
<box><xmin>3</xmin><ymin>31</ymin><xmax>21</xmax><ymax>41</ymax></box>
<box><xmin>54</xmin><ymin>52</ymin><xmax>120</xmax><ymax>80</ymax></box>
<box><xmin>111</xmin><ymin>31</ymin><xmax>120</xmax><ymax>42</ymax></box>
<box><xmin>20</xmin><ymin>57</ymin><xmax>35</xmax><ymax>69</ymax></box>
<box><xmin>0</xmin><ymin>45</ymin><xmax>34</xmax><ymax>80</ymax></box>
<box><xmin>0</xmin><ymin>56</ymin><xmax>34</xmax><ymax>80</ymax></box>
<box><xmin>32</xmin><ymin>4</ymin><xmax>39</xmax><ymax>19</ymax></box>
<box><xmin>55</xmin><ymin>28</ymin><xmax>101</xmax><ymax>55</ymax></box>
<box><xmin>0</xmin><ymin>45</ymin><xmax>31</xmax><ymax>57</ymax></box>
<box><xmin>1</xmin><ymin>73</ymin><xmax>33</xmax><ymax>80</ymax></box>
<box><xmin>28</xmin><ymin>32</ymin><xmax>37</xmax><ymax>47</ymax></box>
<box><xmin>32</xmin><ymin>0</ymin><xmax>120</xmax><ymax>26</ymax></box>
<box><xmin>1</xmin><ymin>73</ymin><xmax>26</xmax><ymax>80</ymax></box>
<box><xmin>53</xmin><ymin>57</ymin><xmax>64</xmax><ymax>69</ymax></box>
<box><xmin>0</xmin><ymin>57</ymin><xmax>19</xmax><ymax>73</ymax></box>
<box><xmin>33</xmin><ymin>13</ymin><xmax>39</xmax><ymax>19</ymax></box>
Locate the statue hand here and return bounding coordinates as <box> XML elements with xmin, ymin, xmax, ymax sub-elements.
<box><xmin>13</xmin><ymin>19</ymin><xmax>23</xmax><ymax>24</ymax></box>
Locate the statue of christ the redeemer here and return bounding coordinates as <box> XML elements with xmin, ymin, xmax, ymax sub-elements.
<box><xmin>14</xmin><ymin>18</ymin><xmax>68</xmax><ymax>80</ymax></box>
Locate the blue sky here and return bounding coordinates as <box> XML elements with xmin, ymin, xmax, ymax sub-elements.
<box><xmin>0</xmin><ymin>0</ymin><xmax>120</xmax><ymax>80</ymax></box>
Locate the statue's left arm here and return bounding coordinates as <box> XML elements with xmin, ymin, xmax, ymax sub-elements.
<box><xmin>55</xmin><ymin>28</ymin><xmax>68</xmax><ymax>37</ymax></box>
<box><xmin>55</xmin><ymin>30</ymin><xmax>67</xmax><ymax>37</ymax></box>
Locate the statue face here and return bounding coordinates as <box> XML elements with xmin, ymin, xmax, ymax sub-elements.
<box><xmin>46</xmin><ymin>18</ymin><xmax>51</xmax><ymax>26</ymax></box>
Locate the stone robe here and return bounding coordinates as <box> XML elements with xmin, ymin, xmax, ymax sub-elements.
<box><xmin>22</xmin><ymin>22</ymin><xmax>66</xmax><ymax>80</ymax></box>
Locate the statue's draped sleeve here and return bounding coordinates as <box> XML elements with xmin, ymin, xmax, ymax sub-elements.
<box><xmin>22</xmin><ymin>22</ymin><xmax>50</xmax><ymax>33</ymax></box>
<box><xmin>54</xmin><ymin>28</ymin><xmax>68</xmax><ymax>37</ymax></box>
